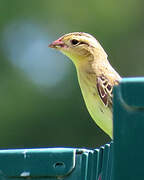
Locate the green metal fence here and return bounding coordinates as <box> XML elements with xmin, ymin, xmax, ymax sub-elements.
<box><xmin>113</xmin><ymin>77</ymin><xmax>144</xmax><ymax>179</ymax></box>
<box><xmin>0</xmin><ymin>77</ymin><xmax>144</xmax><ymax>180</ymax></box>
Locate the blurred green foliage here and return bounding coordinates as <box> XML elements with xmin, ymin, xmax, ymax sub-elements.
<box><xmin>0</xmin><ymin>0</ymin><xmax>144</xmax><ymax>149</ymax></box>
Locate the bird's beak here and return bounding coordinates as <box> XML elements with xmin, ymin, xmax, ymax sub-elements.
<box><xmin>49</xmin><ymin>39</ymin><xmax>65</xmax><ymax>49</ymax></box>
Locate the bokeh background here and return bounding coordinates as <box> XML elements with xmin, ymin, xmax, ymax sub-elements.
<box><xmin>0</xmin><ymin>0</ymin><xmax>144</xmax><ymax>149</ymax></box>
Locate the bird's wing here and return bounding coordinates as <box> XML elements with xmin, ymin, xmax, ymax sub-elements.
<box><xmin>97</xmin><ymin>76</ymin><xmax>119</xmax><ymax>107</ymax></box>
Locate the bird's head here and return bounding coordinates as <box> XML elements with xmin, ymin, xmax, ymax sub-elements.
<box><xmin>49</xmin><ymin>32</ymin><xmax>107</xmax><ymax>66</ymax></box>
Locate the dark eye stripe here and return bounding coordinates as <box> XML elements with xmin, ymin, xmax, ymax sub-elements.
<box><xmin>71</xmin><ymin>39</ymin><xmax>89</xmax><ymax>46</ymax></box>
<box><xmin>79</xmin><ymin>41</ymin><xmax>89</xmax><ymax>46</ymax></box>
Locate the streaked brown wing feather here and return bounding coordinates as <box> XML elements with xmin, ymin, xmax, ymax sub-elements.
<box><xmin>97</xmin><ymin>76</ymin><xmax>119</xmax><ymax>107</ymax></box>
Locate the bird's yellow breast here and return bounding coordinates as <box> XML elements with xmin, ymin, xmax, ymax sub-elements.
<box><xmin>77</xmin><ymin>68</ymin><xmax>113</xmax><ymax>138</ymax></box>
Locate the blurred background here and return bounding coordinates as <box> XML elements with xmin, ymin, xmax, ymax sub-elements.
<box><xmin>0</xmin><ymin>0</ymin><xmax>144</xmax><ymax>149</ymax></box>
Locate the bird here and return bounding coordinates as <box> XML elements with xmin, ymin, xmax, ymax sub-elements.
<box><xmin>49</xmin><ymin>32</ymin><xmax>121</xmax><ymax>139</ymax></box>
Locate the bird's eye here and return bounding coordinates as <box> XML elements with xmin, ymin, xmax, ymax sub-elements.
<box><xmin>71</xmin><ymin>39</ymin><xmax>79</xmax><ymax>45</ymax></box>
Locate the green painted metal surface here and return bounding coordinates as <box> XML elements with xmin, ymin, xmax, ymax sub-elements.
<box><xmin>0</xmin><ymin>77</ymin><xmax>144</xmax><ymax>179</ymax></box>
<box><xmin>113</xmin><ymin>77</ymin><xmax>144</xmax><ymax>179</ymax></box>
<box><xmin>0</xmin><ymin>146</ymin><xmax>113</xmax><ymax>180</ymax></box>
